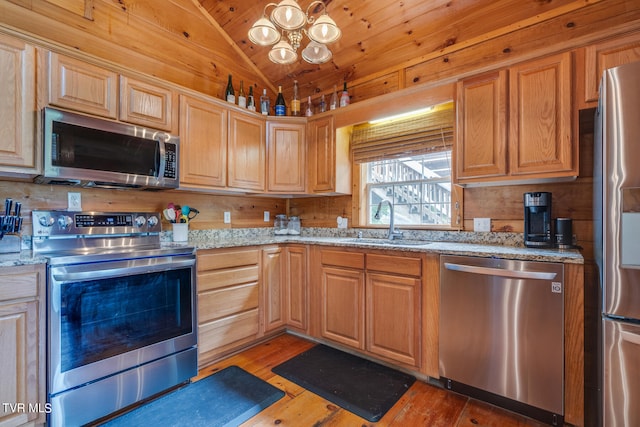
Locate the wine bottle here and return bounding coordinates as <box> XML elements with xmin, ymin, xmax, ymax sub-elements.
<box><xmin>319</xmin><ymin>94</ymin><xmax>326</xmax><ymax>113</ymax></box>
<box><xmin>260</xmin><ymin>89</ymin><xmax>270</xmax><ymax>115</ymax></box>
<box><xmin>238</xmin><ymin>80</ymin><xmax>246</xmax><ymax>108</ymax></box>
<box><xmin>225</xmin><ymin>74</ymin><xmax>235</xmax><ymax>104</ymax></box>
<box><xmin>340</xmin><ymin>81</ymin><xmax>350</xmax><ymax>107</ymax></box>
<box><xmin>329</xmin><ymin>85</ymin><xmax>338</xmax><ymax>110</ymax></box>
<box><xmin>275</xmin><ymin>85</ymin><xmax>286</xmax><ymax>116</ymax></box>
<box><xmin>305</xmin><ymin>95</ymin><xmax>313</xmax><ymax>117</ymax></box>
<box><xmin>291</xmin><ymin>80</ymin><xmax>300</xmax><ymax>116</ymax></box>
<box><xmin>247</xmin><ymin>86</ymin><xmax>256</xmax><ymax>111</ymax></box>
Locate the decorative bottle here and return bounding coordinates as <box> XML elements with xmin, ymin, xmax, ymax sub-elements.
<box><xmin>238</xmin><ymin>80</ymin><xmax>246</xmax><ymax>108</ymax></box>
<box><xmin>247</xmin><ymin>86</ymin><xmax>256</xmax><ymax>111</ymax></box>
<box><xmin>275</xmin><ymin>85</ymin><xmax>286</xmax><ymax>116</ymax></box>
<box><xmin>225</xmin><ymin>74</ymin><xmax>235</xmax><ymax>104</ymax></box>
<box><xmin>340</xmin><ymin>81</ymin><xmax>350</xmax><ymax>107</ymax></box>
<box><xmin>291</xmin><ymin>80</ymin><xmax>300</xmax><ymax>116</ymax></box>
<box><xmin>329</xmin><ymin>85</ymin><xmax>338</xmax><ymax>110</ymax></box>
<box><xmin>305</xmin><ymin>95</ymin><xmax>313</xmax><ymax>117</ymax></box>
<box><xmin>260</xmin><ymin>89</ymin><xmax>270</xmax><ymax>115</ymax></box>
<box><xmin>319</xmin><ymin>94</ymin><xmax>326</xmax><ymax>113</ymax></box>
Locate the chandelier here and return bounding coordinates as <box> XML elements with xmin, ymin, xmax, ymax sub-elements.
<box><xmin>248</xmin><ymin>0</ymin><xmax>341</xmax><ymax>65</ymax></box>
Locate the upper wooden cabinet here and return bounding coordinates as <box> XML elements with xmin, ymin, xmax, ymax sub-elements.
<box><xmin>455</xmin><ymin>70</ymin><xmax>508</xmax><ymax>180</ymax></box>
<box><xmin>47</xmin><ymin>52</ymin><xmax>178</xmax><ymax>132</ymax></box>
<box><xmin>307</xmin><ymin>115</ymin><xmax>352</xmax><ymax>194</ymax></box>
<box><xmin>47</xmin><ymin>51</ymin><xmax>118</xmax><ymax>118</ymax></box>
<box><xmin>267</xmin><ymin>119</ymin><xmax>306</xmax><ymax>193</ymax></box>
<box><xmin>229</xmin><ymin>111</ymin><xmax>266</xmax><ymax>192</ymax></box>
<box><xmin>581</xmin><ymin>31</ymin><xmax>640</xmax><ymax>107</ymax></box>
<box><xmin>509</xmin><ymin>52</ymin><xmax>574</xmax><ymax>177</ymax></box>
<box><xmin>180</xmin><ymin>94</ymin><xmax>267</xmax><ymax>193</ymax></box>
<box><xmin>179</xmin><ymin>94</ymin><xmax>228</xmax><ymax>189</ymax></box>
<box><xmin>119</xmin><ymin>75</ymin><xmax>178</xmax><ymax>132</ymax></box>
<box><xmin>455</xmin><ymin>52</ymin><xmax>576</xmax><ymax>184</ymax></box>
<box><xmin>0</xmin><ymin>33</ymin><xmax>38</xmax><ymax>177</ymax></box>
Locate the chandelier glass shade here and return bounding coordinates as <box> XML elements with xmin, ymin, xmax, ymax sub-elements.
<box><xmin>248</xmin><ymin>0</ymin><xmax>341</xmax><ymax>65</ymax></box>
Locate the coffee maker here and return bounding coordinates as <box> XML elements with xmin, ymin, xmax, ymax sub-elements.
<box><xmin>524</xmin><ymin>192</ymin><xmax>552</xmax><ymax>248</ymax></box>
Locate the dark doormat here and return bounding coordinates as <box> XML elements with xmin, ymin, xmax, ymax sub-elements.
<box><xmin>102</xmin><ymin>365</ymin><xmax>284</xmax><ymax>427</ymax></box>
<box><xmin>272</xmin><ymin>344</ymin><xmax>416</xmax><ymax>422</ymax></box>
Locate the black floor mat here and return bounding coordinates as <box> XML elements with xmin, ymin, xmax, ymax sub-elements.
<box><xmin>272</xmin><ymin>344</ymin><xmax>415</xmax><ymax>422</ymax></box>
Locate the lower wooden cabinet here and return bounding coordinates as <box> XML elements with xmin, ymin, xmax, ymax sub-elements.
<box><xmin>196</xmin><ymin>248</ymin><xmax>260</xmax><ymax>367</ymax></box>
<box><xmin>0</xmin><ymin>264</ymin><xmax>46</xmax><ymax>427</ymax></box>
<box><xmin>317</xmin><ymin>248</ymin><xmax>422</xmax><ymax>368</ymax></box>
<box><xmin>262</xmin><ymin>246</ymin><xmax>286</xmax><ymax>333</ymax></box>
<box><xmin>284</xmin><ymin>245</ymin><xmax>308</xmax><ymax>332</ymax></box>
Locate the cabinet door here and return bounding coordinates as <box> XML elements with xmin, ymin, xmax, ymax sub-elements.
<box><xmin>267</xmin><ymin>120</ymin><xmax>306</xmax><ymax>192</ymax></box>
<box><xmin>321</xmin><ymin>266</ymin><xmax>365</xmax><ymax>349</ymax></box>
<box><xmin>583</xmin><ymin>32</ymin><xmax>640</xmax><ymax>105</ymax></box>
<box><xmin>119</xmin><ymin>76</ymin><xmax>178</xmax><ymax>132</ymax></box>
<box><xmin>509</xmin><ymin>52</ymin><xmax>574</xmax><ymax>176</ymax></box>
<box><xmin>455</xmin><ymin>70</ymin><xmax>507</xmax><ymax>180</ymax></box>
<box><xmin>0</xmin><ymin>264</ymin><xmax>45</xmax><ymax>427</ymax></box>
<box><xmin>285</xmin><ymin>245</ymin><xmax>308</xmax><ymax>331</ymax></box>
<box><xmin>0</xmin><ymin>34</ymin><xmax>37</xmax><ymax>174</ymax></box>
<box><xmin>262</xmin><ymin>246</ymin><xmax>285</xmax><ymax>333</ymax></box>
<box><xmin>47</xmin><ymin>51</ymin><xmax>117</xmax><ymax>118</ymax></box>
<box><xmin>366</xmin><ymin>272</ymin><xmax>420</xmax><ymax>367</ymax></box>
<box><xmin>308</xmin><ymin>116</ymin><xmax>335</xmax><ymax>192</ymax></box>
<box><xmin>179</xmin><ymin>94</ymin><xmax>227</xmax><ymax>188</ymax></box>
<box><xmin>228</xmin><ymin>111</ymin><xmax>265</xmax><ymax>191</ymax></box>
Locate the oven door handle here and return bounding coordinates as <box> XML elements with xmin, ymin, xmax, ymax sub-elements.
<box><xmin>52</xmin><ymin>258</ymin><xmax>195</xmax><ymax>283</ymax></box>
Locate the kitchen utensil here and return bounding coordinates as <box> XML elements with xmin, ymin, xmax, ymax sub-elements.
<box><xmin>186</xmin><ymin>207</ymin><xmax>199</xmax><ymax>220</ymax></box>
<box><xmin>163</xmin><ymin>208</ymin><xmax>176</xmax><ymax>222</ymax></box>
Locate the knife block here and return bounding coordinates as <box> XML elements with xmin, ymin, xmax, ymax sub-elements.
<box><xmin>0</xmin><ymin>234</ymin><xmax>21</xmax><ymax>254</ymax></box>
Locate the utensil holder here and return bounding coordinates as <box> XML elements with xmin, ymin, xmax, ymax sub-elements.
<box><xmin>172</xmin><ymin>223</ymin><xmax>188</xmax><ymax>242</ymax></box>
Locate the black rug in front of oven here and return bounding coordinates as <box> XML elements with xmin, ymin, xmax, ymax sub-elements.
<box><xmin>100</xmin><ymin>366</ymin><xmax>284</xmax><ymax>427</ymax></box>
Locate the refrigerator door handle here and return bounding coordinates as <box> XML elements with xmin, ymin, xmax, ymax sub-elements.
<box><xmin>443</xmin><ymin>262</ymin><xmax>558</xmax><ymax>280</ymax></box>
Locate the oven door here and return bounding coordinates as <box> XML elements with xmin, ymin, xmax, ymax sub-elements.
<box><xmin>48</xmin><ymin>253</ymin><xmax>197</xmax><ymax>396</ymax></box>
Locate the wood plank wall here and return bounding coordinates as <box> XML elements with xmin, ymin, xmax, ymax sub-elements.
<box><xmin>1</xmin><ymin>182</ymin><xmax>287</xmax><ymax>231</ymax></box>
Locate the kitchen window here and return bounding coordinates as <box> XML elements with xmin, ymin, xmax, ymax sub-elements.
<box><xmin>352</xmin><ymin>101</ymin><xmax>461</xmax><ymax>229</ymax></box>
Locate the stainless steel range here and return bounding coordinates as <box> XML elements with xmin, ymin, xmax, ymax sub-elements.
<box><xmin>32</xmin><ymin>210</ymin><xmax>197</xmax><ymax>427</ymax></box>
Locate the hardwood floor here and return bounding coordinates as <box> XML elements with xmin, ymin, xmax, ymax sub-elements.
<box><xmin>194</xmin><ymin>333</ymin><xmax>547</xmax><ymax>427</ymax></box>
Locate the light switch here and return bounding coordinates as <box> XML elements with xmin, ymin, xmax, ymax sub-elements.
<box><xmin>223</xmin><ymin>212</ymin><xmax>231</xmax><ymax>224</ymax></box>
<box><xmin>473</xmin><ymin>217</ymin><xmax>491</xmax><ymax>232</ymax></box>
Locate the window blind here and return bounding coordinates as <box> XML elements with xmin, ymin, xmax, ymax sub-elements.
<box><xmin>351</xmin><ymin>101</ymin><xmax>454</xmax><ymax>163</ymax></box>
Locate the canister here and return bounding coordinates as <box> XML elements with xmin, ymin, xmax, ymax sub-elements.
<box><xmin>274</xmin><ymin>214</ymin><xmax>288</xmax><ymax>235</ymax></box>
<box><xmin>288</xmin><ymin>216</ymin><xmax>301</xmax><ymax>235</ymax></box>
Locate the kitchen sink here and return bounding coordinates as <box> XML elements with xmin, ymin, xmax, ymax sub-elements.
<box><xmin>341</xmin><ymin>238</ymin><xmax>431</xmax><ymax>246</ymax></box>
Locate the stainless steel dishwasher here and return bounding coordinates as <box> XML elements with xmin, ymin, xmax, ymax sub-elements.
<box><xmin>439</xmin><ymin>255</ymin><xmax>564</xmax><ymax>426</ymax></box>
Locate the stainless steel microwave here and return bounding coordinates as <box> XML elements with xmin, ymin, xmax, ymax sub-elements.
<box><xmin>36</xmin><ymin>107</ymin><xmax>179</xmax><ymax>190</ymax></box>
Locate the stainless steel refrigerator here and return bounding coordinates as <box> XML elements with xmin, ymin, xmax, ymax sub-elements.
<box><xmin>594</xmin><ymin>60</ymin><xmax>640</xmax><ymax>427</ymax></box>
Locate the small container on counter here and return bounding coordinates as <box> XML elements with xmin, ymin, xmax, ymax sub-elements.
<box><xmin>274</xmin><ymin>214</ymin><xmax>288</xmax><ymax>235</ymax></box>
<box><xmin>287</xmin><ymin>216</ymin><xmax>301</xmax><ymax>235</ymax></box>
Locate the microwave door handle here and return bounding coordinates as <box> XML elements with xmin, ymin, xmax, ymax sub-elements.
<box><xmin>156</xmin><ymin>139</ymin><xmax>166</xmax><ymax>179</ymax></box>
<box><xmin>52</xmin><ymin>258</ymin><xmax>195</xmax><ymax>283</ymax></box>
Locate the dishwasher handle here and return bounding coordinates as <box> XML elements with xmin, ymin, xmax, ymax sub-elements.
<box><xmin>443</xmin><ymin>262</ymin><xmax>557</xmax><ymax>280</ymax></box>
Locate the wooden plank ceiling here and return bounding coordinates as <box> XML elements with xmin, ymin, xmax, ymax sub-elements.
<box><xmin>196</xmin><ymin>0</ymin><xmax>583</xmax><ymax>99</ymax></box>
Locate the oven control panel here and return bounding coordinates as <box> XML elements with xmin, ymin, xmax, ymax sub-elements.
<box><xmin>32</xmin><ymin>210</ymin><xmax>162</xmax><ymax>236</ymax></box>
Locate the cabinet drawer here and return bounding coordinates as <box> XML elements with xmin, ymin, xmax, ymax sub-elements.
<box><xmin>0</xmin><ymin>268</ymin><xmax>40</xmax><ymax>301</ymax></box>
<box><xmin>366</xmin><ymin>254</ymin><xmax>421</xmax><ymax>277</ymax></box>
<box><xmin>197</xmin><ymin>249</ymin><xmax>260</xmax><ymax>271</ymax></box>
<box><xmin>198</xmin><ymin>309</ymin><xmax>260</xmax><ymax>354</ymax></box>
<box><xmin>198</xmin><ymin>265</ymin><xmax>259</xmax><ymax>292</ymax></box>
<box><xmin>198</xmin><ymin>282</ymin><xmax>259</xmax><ymax>324</ymax></box>
<box><xmin>321</xmin><ymin>250</ymin><xmax>365</xmax><ymax>269</ymax></box>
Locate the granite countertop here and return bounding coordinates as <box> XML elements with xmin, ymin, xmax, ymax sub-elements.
<box><xmin>0</xmin><ymin>227</ymin><xmax>584</xmax><ymax>267</ymax></box>
<box><xmin>185</xmin><ymin>235</ymin><xmax>583</xmax><ymax>264</ymax></box>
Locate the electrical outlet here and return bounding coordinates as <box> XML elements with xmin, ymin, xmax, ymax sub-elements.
<box><xmin>68</xmin><ymin>192</ymin><xmax>82</xmax><ymax>211</ymax></box>
<box><xmin>473</xmin><ymin>217</ymin><xmax>491</xmax><ymax>232</ymax></box>
<box><xmin>263</xmin><ymin>211</ymin><xmax>270</xmax><ymax>222</ymax></box>
<box><xmin>223</xmin><ymin>211</ymin><xmax>231</xmax><ymax>224</ymax></box>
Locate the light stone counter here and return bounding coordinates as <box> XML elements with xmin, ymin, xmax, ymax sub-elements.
<box><xmin>2</xmin><ymin>227</ymin><xmax>584</xmax><ymax>267</ymax></box>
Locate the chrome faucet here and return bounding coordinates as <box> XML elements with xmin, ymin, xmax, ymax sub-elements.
<box><xmin>374</xmin><ymin>200</ymin><xmax>404</xmax><ymax>240</ymax></box>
